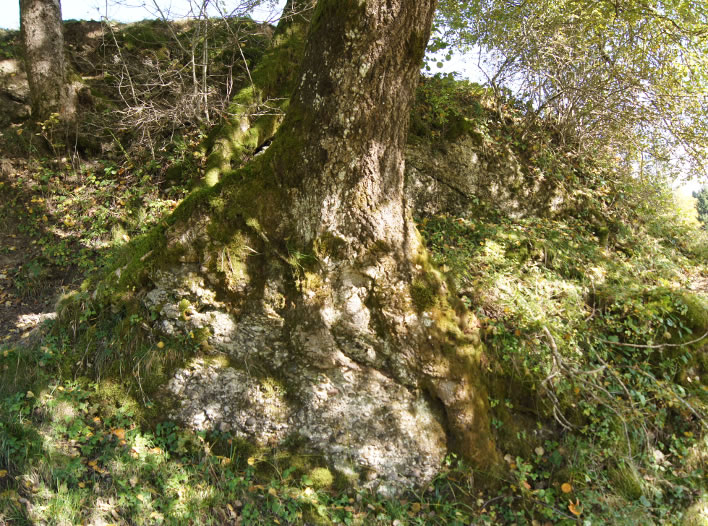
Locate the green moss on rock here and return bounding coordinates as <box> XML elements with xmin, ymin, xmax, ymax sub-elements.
<box><xmin>308</xmin><ymin>467</ymin><xmax>334</xmax><ymax>489</ymax></box>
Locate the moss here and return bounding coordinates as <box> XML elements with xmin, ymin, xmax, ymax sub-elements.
<box><xmin>261</xmin><ymin>376</ymin><xmax>286</xmax><ymax>399</ymax></box>
<box><xmin>91</xmin><ymin>379</ymin><xmax>143</xmax><ymax>422</ymax></box>
<box><xmin>301</xmin><ymin>271</ymin><xmax>324</xmax><ymax>294</ymax></box>
<box><xmin>308</xmin><ymin>467</ymin><xmax>335</xmax><ymax>489</ymax></box>
<box><xmin>682</xmin><ymin>497</ymin><xmax>708</xmax><ymax>526</ymax></box>
<box><xmin>120</xmin><ymin>20</ymin><xmax>171</xmax><ymax>50</ymax></box>
<box><xmin>410</xmin><ymin>279</ymin><xmax>438</xmax><ymax>312</ymax></box>
<box><xmin>314</xmin><ymin>233</ymin><xmax>348</xmax><ymax>260</ymax></box>
<box><xmin>677</xmin><ymin>292</ymin><xmax>708</xmax><ymax>334</ymax></box>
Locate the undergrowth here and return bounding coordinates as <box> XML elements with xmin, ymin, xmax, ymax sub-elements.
<box><xmin>0</xmin><ymin>38</ymin><xmax>706</xmax><ymax>525</ymax></box>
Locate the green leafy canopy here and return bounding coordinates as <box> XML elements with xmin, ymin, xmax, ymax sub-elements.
<box><xmin>434</xmin><ymin>0</ymin><xmax>708</xmax><ymax>179</ymax></box>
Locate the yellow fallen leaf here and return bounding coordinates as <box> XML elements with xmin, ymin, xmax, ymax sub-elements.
<box><xmin>112</xmin><ymin>428</ymin><xmax>126</xmax><ymax>440</ymax></box>
<box><xmin>268</xmin><ymin>487</ymin><xmax>278</xmax><ymax>497</ymax></box>
<box><xmin>0</xmin><ymin>470</ymin><xmax>7</xmax><ymax>478</ymax></box>
<box><xmin>568</xmin><ymin>499</ymin><xmax>582</xmax><ymax>516</ymax></box>
<box><xmin>156</xmin><ymin>341</ymin><xmax>165</xmax><ymax>349</ymax></box>
<box><xmin>247</xmin><ymin>457</ymin><xmax>256</xmax><ymax>466</ymax></box>
<box><xmin>78</xmin><ymin>482</ymin><xmax>86</xmax><ymax>488</ymax></box>
<box><xmin>561</xmin><ymin>482</ymin><xmax>572</xmax><ymax>493</ymax></box>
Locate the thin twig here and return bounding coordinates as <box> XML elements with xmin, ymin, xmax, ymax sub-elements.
<box><xmin>597</xmin><ymin>330</ymin><xmax>708</xmax><ymax>349</ymax></box>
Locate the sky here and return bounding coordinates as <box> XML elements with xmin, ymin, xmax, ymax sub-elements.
<box><xmin>1</xmin><ymin>0</ymin><xmax>478</xmax><ymax>77</ymax></box>
<box><xmin>1</xmin><ymin>0</ymin><xmax>287</xmax><ymax>29</ymax></box>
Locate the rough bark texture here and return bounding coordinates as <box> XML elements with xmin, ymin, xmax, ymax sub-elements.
<box><xmin>20</xmin><ymin>0</ymin><xmax>73</xmax><ymax>123</ymax></box>
<box><xmin>95</xmin><ymin>0</ymin><xmax>499</xmax><ymax>494</ymax></box>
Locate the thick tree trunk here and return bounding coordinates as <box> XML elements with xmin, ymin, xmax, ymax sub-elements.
<box><xmin>91</xmin><ymin>0</ymin><xmax>499</xmax><ymax>494</ymax></box>
<box><xmin>19</xmin><ymin>0</ymin><xmax>74</xmax><ymax>123</ymax></box>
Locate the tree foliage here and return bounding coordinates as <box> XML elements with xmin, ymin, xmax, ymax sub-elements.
<box><xmin>694</xmin><ymin>186</ymin><xmax>708</xmax><ymax>226</ymax></box>
<box><xmin>435</xmin><ymin>0</ymin><xmax>708</xmax><ymax>178</ymax></box>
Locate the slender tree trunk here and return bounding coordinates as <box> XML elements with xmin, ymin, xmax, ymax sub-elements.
<box><xmin>19</xmin><ymin>0</ymin><xmax>73</xmax><ymax>123</ymax></box>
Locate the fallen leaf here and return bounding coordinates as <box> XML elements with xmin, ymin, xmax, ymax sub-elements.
<box><xmin>561</xmin><ymin>482</ymin><xmax>572</xmax><ymax>493</ymax></box>
<box><xmin>112</xmin><ymin>428</ymin><xmax>126</xmax><ymax>440</ymax></box>
<box><xmin>568</xmin><ymin>499</ymin><xmax>582</xmax><ymax>516</ymax></box>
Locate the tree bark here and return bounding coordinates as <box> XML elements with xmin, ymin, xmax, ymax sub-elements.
<box><xmin>91</xmin><ymin>0</ymin><xmax>499</xmax><ymax>493</ymax></box>
<box><xmin>19</xmin><ymin>0</ymin><xmax>73</xmax><ymax>123</ymax></box>
<box><xmin>263</xmin><ymin>0</ymin><xmax>499</xmax><ymax>469</ymax></box>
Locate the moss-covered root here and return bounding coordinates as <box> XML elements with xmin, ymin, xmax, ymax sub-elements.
<box><xmin>201</xmin><ymin>1</ymin><xmax>311</xmax><ymax>186</ymax></box>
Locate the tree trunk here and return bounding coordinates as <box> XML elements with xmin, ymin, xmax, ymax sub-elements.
<box><xmin>91</xmin><ymin>0</ymin><xmax>499</xmax><ymax>494</ymax></box>
<box><xmin>19</xmin><ymin>0</ymin><xmax>74</xmax><ymax>123</ymax></box>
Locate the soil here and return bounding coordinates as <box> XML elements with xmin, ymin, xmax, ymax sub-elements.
<box><xmin>0</xmin><ymin>163</ymin><xmax>81</xmax><ymax>346</ymax></box>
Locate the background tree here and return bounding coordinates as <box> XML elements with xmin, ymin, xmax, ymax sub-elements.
<box><xmin>435</xmin><ymin>0</ymin><xmax>708</xmax><ymax>177</ymax></box>
<box><xmin>694</xmin><ymin>187</ymin><xmax>708</xmax><ymax>227</ymax></box>
<box><xmin>19</xmin><ymin>0</ymin><xmax>74</xmax><ymax>123</ymax></box>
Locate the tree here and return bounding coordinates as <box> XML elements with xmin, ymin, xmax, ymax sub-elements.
<box><xmin>436</xmin><ymin>0</ymin><xmax>708</xmax><ymax>176</ymax></box>
<box><xmin>694</xmin><ymin>187</ymin><xmax>708</xmax><ymax>227</ymax></box>
<box><xmin>87</xmin><ymin>0</ymin><xmax>498</xmax><ymax>492</ymax></box>
<box><xmin>19</xmin><ymin>0</ymin><xmax>74</xmax><ymax>124</ymax></box>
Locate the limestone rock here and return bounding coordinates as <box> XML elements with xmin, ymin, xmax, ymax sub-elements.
<box><xmin>145</xmin><ymin>266</ymin><xmax>447</xmax><ymax>495</ymax></box>
<box><xmin>0</xmin><ymin>59</ymin><xmax>30</xmax><ymax>126</ymax></box>
<box><xmin>405</xmin><ymin>135</ymin><xmax>565</xmax><ymax>218</ymax></box>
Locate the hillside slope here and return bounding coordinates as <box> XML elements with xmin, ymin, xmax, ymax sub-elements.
<box><xmin>0</xmin><ymin>20</ymin><xmax>706</xmax><ymax>525</ymax></box>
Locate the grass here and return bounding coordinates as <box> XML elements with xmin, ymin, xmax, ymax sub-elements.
<box><xmin>0</xmin><ymin>164</ymin><xmax>705</xmax><ymax>523</ymax></box>
<box><xmin>0</xmin><ymin>35</ymin><xmax>706</xmax><ymax>524</ymax></box>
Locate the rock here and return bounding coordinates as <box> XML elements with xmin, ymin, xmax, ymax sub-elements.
<box><xmin>405</xmin><ymin>135</ymin><xmax>565</xmax><ymax>219</ymax></box>
<box><xmin>146</xmin><ymin>265</ymin><xmax>447</xmax><ymax>495</ymax></box>
<box><xmin>0</xmin><ymin>59</ymin><xmax>30</xmax><ymax>127</ymax></box>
